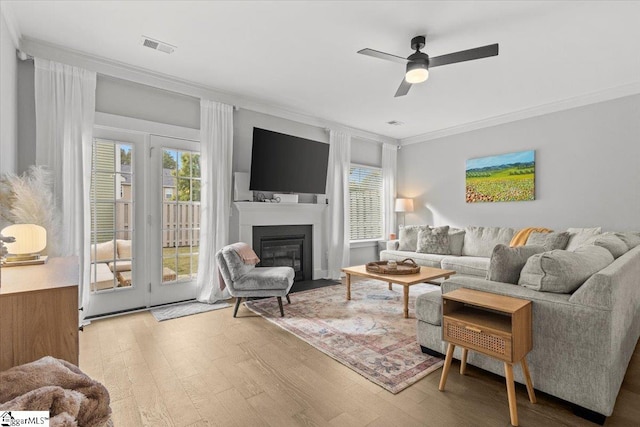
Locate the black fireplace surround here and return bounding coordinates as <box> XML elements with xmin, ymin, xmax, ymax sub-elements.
<box><xmin>252</xmin><ymin>225</ymin><xmax>312</xmax><ymax>282</ymax></box>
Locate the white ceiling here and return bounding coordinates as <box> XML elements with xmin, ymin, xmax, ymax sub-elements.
<box><xmin>5</xmin><ymin>1</ymin><xmax>640</xmax><ymax>141</ymax></box>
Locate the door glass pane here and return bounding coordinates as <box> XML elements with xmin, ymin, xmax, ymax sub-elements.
<box><xmin>90</xmin><ymin>139</ymin><xmax>134</xmax><ymax>292</ymax></box>
<box><xmin>161</xmin><ymin>148</ymin><xmax>200</xmax><ymax>284</ymax></box>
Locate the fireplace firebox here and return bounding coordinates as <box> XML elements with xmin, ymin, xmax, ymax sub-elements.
<box><xmin>252</xmin><ymin>225</ymin><xmax>312</xmax><ymax>282</ymax></box>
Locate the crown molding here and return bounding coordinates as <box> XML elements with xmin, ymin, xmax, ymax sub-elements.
<box><xmin>20</xmin><ymin>38</ymin><xmax>398</xmax><ymax>146</ymax></box>
<box><xmin>1</xmin><ymin>2</ymin><xmax>21</xmax><ymax>48</ymax></box>
<box><xmin>400</xmin><ymin>81</ymin><xmax>640</xmax><ymax>146</ymax></box>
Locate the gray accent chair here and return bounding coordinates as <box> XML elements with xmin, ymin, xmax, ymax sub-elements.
<box><xmin>216</xmin><ymin>244</ymin><xmax>295</xmax><ymax>317</ymax></box>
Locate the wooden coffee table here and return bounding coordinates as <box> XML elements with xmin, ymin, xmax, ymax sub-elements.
<box><xmin>341</xmin><ymin>265</ymin><xmax>456</xmax><ymax>318</ymax></box>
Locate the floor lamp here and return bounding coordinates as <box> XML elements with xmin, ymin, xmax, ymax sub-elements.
<box><xmin>395</xmin><ymin>198</ymin><xmax>414</xmax><ymax>231</ymax></box>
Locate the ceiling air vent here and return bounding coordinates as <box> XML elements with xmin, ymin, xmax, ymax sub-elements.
<box><xmin>386</xmin><ymin>120</ymin><xmax>404</xmax><ymax>126</ymax></box>
<box><xmin>141</xmin><ymin>36</ymin><xmax>176</xmax><ymax>54</ymax></box>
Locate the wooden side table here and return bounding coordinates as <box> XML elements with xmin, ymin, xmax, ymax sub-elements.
<box><xmin>0</xmin><ymin>257</ymin><xmax>79</xmax><ymax>371</ymax></box>
<box><xmin>438</xmin><ymin>288</ymin><xmax>536</xmax><ymax>427</ymax></box>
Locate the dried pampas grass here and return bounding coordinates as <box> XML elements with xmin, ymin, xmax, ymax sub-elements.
<box><xmin>0</xmin><ymin>166</ymin><xmax>62</xmax><ymax>256</ymax></box>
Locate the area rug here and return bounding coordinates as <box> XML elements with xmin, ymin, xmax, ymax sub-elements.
<box><xmin>150</xmin><ymin>301</ymin><xmax>230</xmax><ymax>321</ymax></box>
<box><xmin>245</xmin><ymin>280</ymin><xmax>443</xmax><ymax>393</ymax></box>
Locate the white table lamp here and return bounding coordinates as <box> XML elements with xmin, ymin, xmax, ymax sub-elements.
<box><xmin>1</xmin><ymin>224</ymin><xmax>47</xmax><ymax>265</ymax></box>
<box><xmin>395</xmin><ymin>198</ymin><xmax>414</xmax><ymax>229</ymax></box>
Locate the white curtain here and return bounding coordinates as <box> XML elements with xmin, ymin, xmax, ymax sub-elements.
<box><xmin>34</xmin><ymin>58</ymin><xmax>96</xmax><ymax>323</ymax></box>
<box><xmin>382</xmin><ymin>143</ymin><xmax>397</xmax><ymax>238</ymax></box>
<box><xmin>196</xmin><ymin>99</ymin><xmax>234</xmax><ymax>303</ymax></box>
<box><xmin>326</xmin><ymin>130</ymin><xmax>351</xmax><ymax>280</ymax></box>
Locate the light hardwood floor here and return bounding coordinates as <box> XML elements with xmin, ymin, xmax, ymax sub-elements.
<box><xmin>80</xmin><ymin>289</ymin><xmax>640</xmax><ymax>426</ymax></box>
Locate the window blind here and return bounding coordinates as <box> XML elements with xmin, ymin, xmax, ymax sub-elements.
<box><xmin>349</xmin><ymin>166</ymin><xmax>383</xmax><ymax>241</ymax></box>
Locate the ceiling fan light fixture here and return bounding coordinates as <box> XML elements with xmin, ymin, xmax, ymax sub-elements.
<box><xmin>405</xmin><ymin>62</ymin><xmax>429</xmax><ymax>84</ymax></box>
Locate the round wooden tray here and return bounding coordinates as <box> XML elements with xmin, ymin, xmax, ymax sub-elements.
<box><xmin>365</xmin><ymin>258</ymin><xmax>420</xmax><ymax>275</ymax></box>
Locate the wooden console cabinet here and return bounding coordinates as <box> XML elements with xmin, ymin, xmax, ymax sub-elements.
<box><xmin>438</xmin><ymin>288</ymin><xmax>536</xmax><ymax>427</ymax></box>
<box><xmin>0</xmin><ymin>257</ymin><xmax>79</xmax><ymax>371</ymax></box>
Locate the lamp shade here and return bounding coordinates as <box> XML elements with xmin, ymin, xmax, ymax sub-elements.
<box><xmin>395</xmin><ymin>198</ymin><xmax>414</xmax><ymax>213</ymax></box>
<box><xmin>1</xmin><ymin>224</ymin><xmax>47</xmax><ymax>255</ymax></box>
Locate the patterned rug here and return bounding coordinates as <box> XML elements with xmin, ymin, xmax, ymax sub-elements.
<box><xmin>150</xmin><ymin>301</ymin><xmax>230</xmax><ymax>321</ymax></box>
<box><xmin>245</xmin><ymin>280</ymin><xmax>443</xmax><ymax>393</ymax></box>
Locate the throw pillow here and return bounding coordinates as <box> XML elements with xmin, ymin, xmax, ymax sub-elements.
<box><xmin>448</xmin><ymin>228</ymin><xmax>466</xmax><ymax>256</ymax></box>
<box><xmin>589</xmin><ymin>233</ymin><xmax>629</xmax><ymax>258</ymax></box>
<box><xmin>613</xmin><ymin>232</ymin><xmax>640</xmax><ymax>250</ymax></box>
<box><xmin>486</xmin><ymin>244</ymin><xmax>546</xmax><ymax>285</ymax></box>
<box><xmin>565</xmin><ymin>227</ymin><xmax>602</xmax><ymax>251</ymax></box>
<box><xmin>116</xmin><ymin>239</ymin><xmax>132</xmax><ymax>259</ymax></box>
<box><xmin>462</xmin><ymin>226</ymin><xmax>517</xmax><ymax>257</ymax></box>
<box><xmin>91</xmin><ymin>240</ymin><xmax>116</xmax><ymax>262</ymax></box>
<box><xmin>398</xmin><ymin>225</ymin><xmax>422</xmax><ymax>251</ymax></box>
<box><xmin>526</xmin><ymin>231</ymin><xmax>570</xmax><ymax>251</ymax></box>
<box><xmin>518</xmin><ymin>245</ymin><xmax>614</xmax><ymax>293</ymax></box>
<box><xmin>417</xmin><ymin>226</ymin><xmax>451</xmax><ymax>254</ymax></box>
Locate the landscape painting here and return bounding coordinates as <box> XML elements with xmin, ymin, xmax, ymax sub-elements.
<box><xmin>466</xmin><ymin>150</ymin><xmax>535</xmax><ymax>203</ymax></box>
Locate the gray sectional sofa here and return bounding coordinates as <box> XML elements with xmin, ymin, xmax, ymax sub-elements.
<box><xmin>380</xmin><ymin>226</ymin><xmax>640</xmax><ymax>419</ymax></box>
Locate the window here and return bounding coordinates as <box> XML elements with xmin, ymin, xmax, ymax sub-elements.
<box><xmin>164</xmin><ymin>188</ymin><xmax>174</xmax><ymax>200</ymax></box>
<box><xmin>349</xmin><ymin>165</ymin><xmax>383</xmax><ymax>241</ymax></box>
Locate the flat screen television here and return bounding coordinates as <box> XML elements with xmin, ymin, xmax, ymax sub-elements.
<box><xmin>249</xmin><ymin>128</ymin><xmax>330</xmax><ymax>194</ymax></box>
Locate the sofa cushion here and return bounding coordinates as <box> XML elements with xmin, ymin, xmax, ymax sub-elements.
<box><xmin>462</xmin><ymin>226</ymin><xmax>516</xmax><ymax>257</ymax></box>
<box><xmin>380</xmin><ymin>250</ymin><xmax>447</xmax><ymax>268</ymax></box>
<box><xmin>91</xmin><ymin>240</ymin><xmax>116</xmax><ymax>262</ymax></box>
<box><xmin>398</xmin><ymin>225</ymin><xmax>422</xmax><ymax>251</ymax></box>
<box><xmin>415</xmin><ymin>289</ymin><xmax>443</xmax><ymax>326</ymax></box>
<box><xmin>108</xmin><ymin>260</ymin><xmax>132</xmax><ymax>272</ymax></box>
<box><xmin>448</xmin><ymin>228</ymin><xmax>465</xmax><ymax>256</ymax></box>
<box><xmin>565</xmin><ymin>227</ymin><xmax>602</xmax><ymax>251</ymax></box>
<box><xmin>116</xmin><ymin>239</ymin><xmax>132</xmax><ymax>259</ymax></box>
<box><xmin>587</xmin><ymin>233</ymin><xmax>629</xmax><ymax>258</ymax></box>
<box><xmin>526</xmin><ymin>231</ymin><xmax>570</xmax><ymax>251</ymax></box>
<box><xmin>221</xmin><ymin>247</ymin><xmax>255</xmax><ymax>281</ymax></box>
<box><xmin>613</xmin><ymin>232</ymin><xmax>640</xmax><ymax>250</ymax></box>
<box><xmin>487</xmin><ymin>244</ymin><xmax>546</xmax><ymax>284</ymax></box>
<box><xmin>234</xmin><ymin>267</ymin><xmax>294</xmax><ymax>291</ymax></box>
<box><xmin>519</xmin><ymin>245</ymin><xmax>614</xmax><ymax>293</ymax></box>
<box><xmin>441</xmin><ymin>256</ymin><xmax>490</xmax><ymax>278</ymax></box>
<box><xmin>90</xmin><ymin>262</ymin><xmax>116</xmax><ymax>291</ymax></box>
<box><xmin>417</xmin><ymin>226</ymin><xmax>450</xmax><ymax>254</ymax></box>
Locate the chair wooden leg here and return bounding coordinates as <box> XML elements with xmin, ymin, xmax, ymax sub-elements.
<box><xmin>233</xmin><ymin>297</ymin><xmax>242</xmax><ymax>318</ymax></box>
<box><xmin>277</xmin><ymin>297</ymin><xmax>284</xmax><ymax>317</ymax></box>
<box><xmin>286</xmin><ymin>294</ymin><xmax>291</xmax><ymax>304</ymax></box>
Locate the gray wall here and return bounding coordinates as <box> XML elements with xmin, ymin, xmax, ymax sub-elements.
<box><xmin>96</xmin><ymin>75</ymin><xmax>200</xmax><ymax>129</ymax></box>
<box><xmin>1</xmin><ymin>10</ymin><xmax>17</xmax><ymax>174</ymax></box>
<box><xmin>398</xmin><ymin>94</ymin><xmax>640</xmax><ymax>232</ymax></box>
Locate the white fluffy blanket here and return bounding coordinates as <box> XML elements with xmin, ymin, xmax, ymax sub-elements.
<box><xmin>0</xmin><ymin>357</ymin><xmax>111</xmax><ymax>427</ymax></box>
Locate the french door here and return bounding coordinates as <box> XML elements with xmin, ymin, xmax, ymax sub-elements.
<box><xmin>88</xmin><ymin>128</ymin><xmax>147</xmax><ymax>316</ymax></box>
<box><xmin>87</xmin><ymin>129</ymin><xmax>199</xmax><ymax>317</ymax></box>
<box><xmin>147</xmin><ymin>135</ymin><xmax>199</xmax><ymax>306</ymax></box>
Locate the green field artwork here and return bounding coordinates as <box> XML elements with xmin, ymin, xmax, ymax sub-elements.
<box><xmin>466</xmin><ymin>150</ymin><xmax>535</xmax><ymax>203</ymax></box>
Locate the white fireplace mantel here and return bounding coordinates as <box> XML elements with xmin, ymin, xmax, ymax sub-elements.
<box><xmin>233</xmin><ymin>202</ymin><xmax>328</xmax><ymax>279</ymax></box>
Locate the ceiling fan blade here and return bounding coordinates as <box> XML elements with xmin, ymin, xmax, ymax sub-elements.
<box><xmin>358</xmin><ymin>48</ymin><xmax>407</xmax><ymax>64</ymax></box>
<box><xmin>429</xmin><ymin>44</ymin><xmax>499</xmax><ymax>68</ymax></box>
<box><xmin>394</xmin><ymin>78</ymin><xmax>412</xmax><ymax>97</ymax></box>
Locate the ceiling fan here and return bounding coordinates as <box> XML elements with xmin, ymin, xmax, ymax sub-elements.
<box><xmin>358</xmin><ymin>36</ymin><xmax>499</xmax><ymax>97</ymax></box>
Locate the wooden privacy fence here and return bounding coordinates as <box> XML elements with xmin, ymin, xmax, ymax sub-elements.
<box><xmin>115</xmin><ymin>202</ymin><xmax>201</xmax><ymax>247</ymax></box>
<box><xmin>163</xmin><ymin>203</ymin><xmax>201</xmax><ymax>247</ymax></box>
